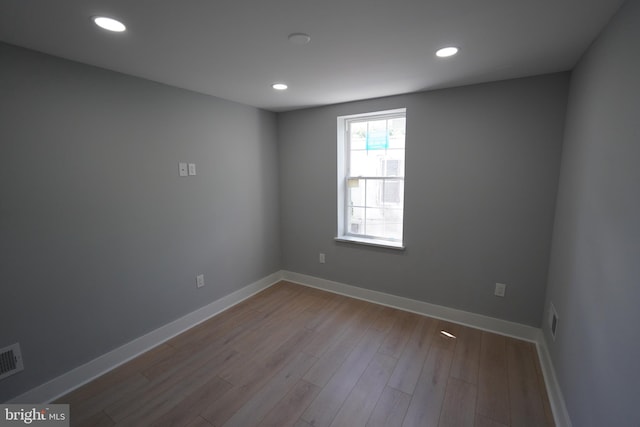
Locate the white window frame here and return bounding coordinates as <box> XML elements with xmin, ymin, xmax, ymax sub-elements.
<box><xmin>336</xmin><ymin>108</ymin><xmax>406</xmax><ymax>250</ymax></box>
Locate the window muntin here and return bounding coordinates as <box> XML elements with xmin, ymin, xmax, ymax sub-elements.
<box><xmin>339</xmin><ymin>111</ymin><xmax>406</xmax><ymax>246</ymax></box>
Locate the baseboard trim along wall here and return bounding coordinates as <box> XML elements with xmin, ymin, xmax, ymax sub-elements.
<box><xmin>10</xmin><ymin>269</ymin><xmax>571</xmax><ymax>427</ymax></box>
<box><xmin>8</xmin><ymin>271</ymin><xmax>282</xmax><ymax>404</ymax></box>
<box><xmin>281</xmin><ymin>270</ymin><xmax>572</xmax><ymax>427</ymax></box>
<box><xmin>535</xmin><ymin>331</ymin><xmax>573</xmax><ymax>427</ymax></box>
<box><xmin>282</xmin><ymin>271</ymin><xmax>540</xmax><ymax>341</ymax></box>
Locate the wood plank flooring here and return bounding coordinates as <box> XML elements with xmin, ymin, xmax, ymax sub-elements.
<box><xmin>57</xmin><ymin>281</ymin><xmax>554</xmax><ymax>427</ymax></box>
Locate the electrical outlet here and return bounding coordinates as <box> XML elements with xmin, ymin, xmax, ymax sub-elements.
<box><xmin>494</xmin><ymin>283</ymin><xmax>506</xmax><ymax>297</ymax></box>
<box><xmin>188</xmin><ymin>163</ymin><xmax>196</xmax><ymax>176</ymax></box>
<box><xmin>319</xmin><ymin>253</ymin><xmax>326</xmax><ymax>264</ymax></box>
<box><xmin>179</xmin><ymin>162</ymin><xmax>188</xmax><ymax>177</ymax></box>
<box><xmin>196</xmin><ymin>274</ymin><xmax>205</xmax><ymax>288</ymax></box>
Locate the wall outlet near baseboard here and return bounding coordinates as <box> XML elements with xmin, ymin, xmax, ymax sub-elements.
<box><xmin>196</xmin><ymin>274</ymin><xmax>205</xmax><ymax>288</ymax></box>
<box><xmin>319</xmin><ymin>253</ymin><xmax>326</xmax><ymax>264</ymax></box>
<box><xmin>494</xmin><ymin>283</ymin><xmax>506</xmax><ymax>297</ymax></box>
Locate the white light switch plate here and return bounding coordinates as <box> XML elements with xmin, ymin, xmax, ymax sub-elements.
<box><xmin>179</xmin><ymin>162</ymin><xmax>188</xmax><ymax>177</ymax></box>
<box><xmin>188</xmin><ymin>163</ymin><xmax>196</xmax><ymax>176</ymax></box>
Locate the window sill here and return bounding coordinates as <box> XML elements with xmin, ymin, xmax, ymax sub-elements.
<box><xmin>334</xmin><ymin>236</ymin><xmax>405</xmax><ymax>251</ymax></box>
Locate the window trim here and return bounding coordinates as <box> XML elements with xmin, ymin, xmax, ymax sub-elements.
<box><xmin>334</xmin><ymin>235</ymin><xmax>405</xmax><ymax>250</ymax></box>
<box><xmin>336</xmin><ymin>108</ymin><xmax>407</xmax><ymax>250</ymax></box>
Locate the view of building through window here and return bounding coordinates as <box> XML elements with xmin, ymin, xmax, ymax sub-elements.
<box><xmin>343</xmin><ymin>112</ymin><xmax>406</xmax><ymax>243</ymax></box>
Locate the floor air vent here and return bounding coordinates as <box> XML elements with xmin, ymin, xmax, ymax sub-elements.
<box><xmin>0</xmin><ymin>343</ymin><xmax>24</xmax><ymax>381</ymax></box>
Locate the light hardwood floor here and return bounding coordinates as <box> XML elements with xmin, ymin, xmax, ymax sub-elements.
<box><xmin>57</xmin><ymin>281</ymin><xmax>555</xmax><ymax>427</ymax></box>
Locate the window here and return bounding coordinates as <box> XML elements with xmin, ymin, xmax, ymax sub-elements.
<box><xmin>337</xmin><ymin>109</ymin><xmax>406</xmax><ymax>249</ymax></box>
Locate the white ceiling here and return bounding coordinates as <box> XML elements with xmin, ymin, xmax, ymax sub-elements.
<box><xmin>0</xmin><ymin>0</ymin><xmax>625</xmax><ymax>112</ymax></box>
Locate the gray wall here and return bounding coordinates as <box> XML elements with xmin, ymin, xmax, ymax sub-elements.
<box><xmin>278</xmin><ymin>74</ymin><xmax>569</xmax><ymax>327</ymax></box>
<box><xmin>544</xmin><ymin>1</ymin><xmax>640</xmax><ymax>425</ymax></box>
<box><xmin>0</xmin><ymin>43</ymin><xmax>281</xmax><ymax>401</ymax></box>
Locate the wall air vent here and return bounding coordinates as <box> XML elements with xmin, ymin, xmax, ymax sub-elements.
<box><xmin>0</xmin><ymin>343</ymin><xmax>24</xmax><ymax>381</ymax></box>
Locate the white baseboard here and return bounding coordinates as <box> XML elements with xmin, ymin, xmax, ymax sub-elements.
<box><xmin>10</xmin><ymin>268</ymin><xmax>571</xmax><ymax>427</ymax></box>
<box><xmin>281</xmin><ymin>271</ymin><xmax>540</xmax><ymax>341</ymax></box>
<box><xmin>536</xmin><ymin>330</ymin><xmax>573</xmax><ymax>427</ymax></box>
<box><xmin>281</xmin><ymin>270</ymin><xmax>572</xmax><ymax>427</ymax></box>
<box><xmin>9</xmin><ymin>271</ymin><xmax>284</xmax><ymax>404</ymax></box>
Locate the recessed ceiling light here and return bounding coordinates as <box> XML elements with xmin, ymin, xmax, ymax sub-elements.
<box><xmin>436</xmin><ymin>47</ymin><xmax>459</xmax><ymax>58</ymax></box>
<box><xmin>272</xmin><ymin>83</ymin><xmax>288</xmax><ymax>90</ymax></box>
<box><xmin>93</xmin><ymin>16</ymin><xmax>126</xmax><ymax>32</ymax></box>
<box><xmin>288</xmin><ymin>33</ymin><xmax>311</xmax><ymax>45</ymax></box>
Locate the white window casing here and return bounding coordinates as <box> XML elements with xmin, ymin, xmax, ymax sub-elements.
<box><xmin>336</xmin><ymin>108</ymin><xmax>407</xmax><ymax>250</ymax></box>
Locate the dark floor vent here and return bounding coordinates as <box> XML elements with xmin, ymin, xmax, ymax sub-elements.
<box><xmin>0</xmin><ymin>343</ymin><xmax>24</xmax><ymax>381</ymax></box>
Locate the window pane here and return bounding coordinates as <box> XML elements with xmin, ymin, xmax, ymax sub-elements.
<box><xmin>350</xmin><ymin>150</ymin><xmax>403</xmax><ymax>178</ymax></box>
<box><xmin>383</xmin><ymin>208</ymin><xmax>404</xmax><ymax>240</ymax></box>
<box><xmin>385</xmin><ymin>159</ymin><xmax>400</xmax><ymax>176</ymax></box>
<box><xmin>350</xmin><ymin>149</ymin><xmax>373</xmax><ymax>176</ymax></box>
<box><xmin>364</xmin><ymin>208</ymin><xmax>386</xmax><ymax>237</ymax></box>
<box><xmin>347</xmin><ymin>207</ymin><xmax>365</xmax><ymax>235</ymax></box>
<box><xmin>347</xmin><ymin>178</ymin><xmax>364</xmax><ymax>206</ymax></box>
<box><xmin>382</xmin><ymin>151</ymin><xmax>404</xmax><ymax>177</ymax></box>
<box><xmin>382</xmin><ymin>179</ymin><xmax>403</xmax><ymax>205</ymax></box>
<box><xmin>350</xmin><ymin>122</ymin><xmax>367</xmax><ymax>150</ymax></box>
<box><xmin>366</xmin><ymin>120</ymin><xmax>388</xmax><ymax>150</ymax></box>
<box><xmin>365</xmin><ymin>179</ymin><xmax>382</xmax><ymax>208</ymax></box>
<box><xmin>388</xmin><ymin>118</ymin><xmax>406</xmax><ymax>149</ymax></box>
